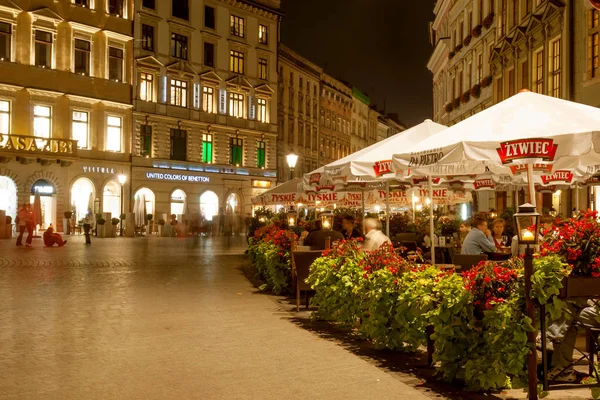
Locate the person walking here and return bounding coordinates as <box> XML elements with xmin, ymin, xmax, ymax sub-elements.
<box><xmin>83</xmin><ymin>211</ymin><xmax>94</xmax><ymax>245</ymax></box>
<box><xmin>15</xmin><ymin>204</ymin><xmax>27</xmax><ymax>246</ymax></box>
<box><xmin>16</xmin><ymin>204</ymin><xmax>36</xmax><ymax>247</ymax></box>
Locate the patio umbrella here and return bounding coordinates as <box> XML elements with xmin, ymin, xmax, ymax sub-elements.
<box><xmin>133</xmin><ymin>195</ymin><xmax>140</xmax><ymax>227</ymax></box>
<box><xmin>33</xmin><ymin>191</ymin><xmax>42</xmax><ymax>227</ymax></box>
<box><xmin>87</xmin><ymin>192</ymin><xmax>94</xmax><ymax>215</ymax></box>
<box><xmin>142</xmin><ymin>194</ymin><xmax>148</xmax><ymax>228</ymax></box>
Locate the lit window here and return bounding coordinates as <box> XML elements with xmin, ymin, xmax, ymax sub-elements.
<box><xmin>202</xmin><ymin>133</ymin><xmax>213</xmax><ymax>163</ymax></box>
<box><xmin>230</xmin><ymin>15</ymin><xmax>245</xmax><ymax>37</ymax></box>
<box><xmin>72</xmin><ymin>111</ymin><xmax>89</xmax><ymax>149</ymax></box>
<box><xmin>74</xmin><ymin>39</ymin><xmax>91</xmax><ymax>75</ymax></box>
<box><xmin>33</xmin><ymin>105</ymin><xmax>51</xmax><ymax>138</ymax></box>
<box><xmin>549</xmin><ymin>38</ymin><xmax>561</xmax><ymax>98</ymax></box>
<box><xmin>258</xmin><ymin>58</ymin><xmax>267</xmax><ymax>80</ymax></box>
<box><xmin>140</xmin><ymin>124</ymin><xmax>152</xmax><ymax>156</ymax></box>
<box><xmin>171</xmin><ymin>33</ymin><xmax>188</xmax><ymax>60</ymax></box>
<box><xmin>108</xmin><ymin>0</ymin><xmax>124</xmax><ymax>17</ymax></box>
<box><xmin>142</xmin><ymin>24</ymin><xmax>154</xmax><ymax>51</ymax></box>
<box><xmin>257</xmin><ymin>98</ymin><xmax>267</xmax><ymax>123</ymax></box>
<box><xmin>74</xmin><ymin>0</ymin><xmax>90</xmax><ymax>7</ymax></box>
<box><xmin>106</xmin><ymin>115</ymin><xmax>122</xmax><ymax>152</ymax></box>
<box><xmin>170</xmin><ymin>78</ymin><xmax>188</xmax><ymax>107</ymax></box>
<box><xmin>228</xmin><ymin>92</ymin><xmax>244</xmax><ymax>118</ymax></box>
<box><xmin>35</xmin><ymin>30</ymin><xmax>52</xmax><ymax>68</ymax></box>
<box><xmin>139</xmin><ymin>72</ymin><xmax>154</xmax><ymax>102</ymax></box>
<box><xmin>256</xmin><ymin>141</ymin><xmax>266</xmax><ymax>168</ymax></box>
<box><xmin>0</xmin><ymin>22</ymin><xmax>11</xmax><ymax>61</ymax></box>
<box><xmin>108</xmin><ymin>46</ymin><xmax>123</xmax><ymax>81</ymax></box>
<box><xmin>258</xmin><ymin>24</ymin><xmax>268</xmax><ymax>44</ymax></box>
<box><xmin>0</xmin><ymin>100</ymin><xmax>9</xmax><ymax>134</ymax></box>
<box><xmin>202</xmin><ymin>86</ymin><xmax>214</xmax><ymax>113</ymax></box>
<box><xmin>230</xmin><ymin>50</ymin><xmax>244</xmax><ymax>74</ymax></box>
<box><xmin>230</xmin><ymin>137</ymin><xmax>243</xmax><ymax>165</ymax></box>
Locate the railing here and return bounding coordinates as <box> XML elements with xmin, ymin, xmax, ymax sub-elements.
<box><xmin>0</xmin><ymin>134</ymin><xmax>78</xmax><ymax>156</ymax></box>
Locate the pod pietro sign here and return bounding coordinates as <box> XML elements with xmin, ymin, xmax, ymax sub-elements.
<box><xmin>145</xmin><ymin>172</ymin><xmax>209</xmax><ymax>183</ymax></box>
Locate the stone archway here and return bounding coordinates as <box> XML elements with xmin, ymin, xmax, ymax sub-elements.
<box><xmin>24</xmin><ymin>170</ymin><xmax>65</xmax><ymax>231</ymax></box>
<box><xmin>0</xmin><ymin>167</ymin><xmax>20</xmax><ymax>222</ymax></box>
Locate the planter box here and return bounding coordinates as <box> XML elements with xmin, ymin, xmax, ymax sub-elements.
<box><xmin>5</xmin><ymin>224</ymin><xmax>12</xmax><ymax>239</ymax></box>
<box><xmin>559</xmin><ymin>276</ymin><xmax>600</xmax><ymax>299</ymax></box>
<box><xmin>97</xmin><ymin>224</ymin><xmax>106</xmax><ymax>238</ymax></box>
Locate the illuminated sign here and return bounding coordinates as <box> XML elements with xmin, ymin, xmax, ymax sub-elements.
<box><xmin>252</xmin><ymin>180</ymin><xmax>272</xmax><ymax>188</ymax></box>
<box><xmin>145</xmin><ymin>172</ymin><xmax>209</xmax><ymax>183</ymax></box>
<box><xmin>0</xmin><ymin>134</ymin><xmax>76</xmax><ymax>155</ymax></box>
<box><xmin>83</xmin><ymin>166</ymin><xmax>116</xmax><ymax>174</ymax></box>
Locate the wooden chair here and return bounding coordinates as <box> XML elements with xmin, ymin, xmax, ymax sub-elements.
<box><xmin>292</xmin><ymin>251</ymin><xmax>322</xmax><ymax>311</ymax></box>
<box><xmin>451</xmin><ymin>254</ymin><xmax>488</xmax><ymax>271</ymax></box>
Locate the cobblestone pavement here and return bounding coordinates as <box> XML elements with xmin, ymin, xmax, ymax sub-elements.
<box><xmin>0</xmin><ymin>235</ymin><xmax>432</xmax><ymax>400</ymax></box>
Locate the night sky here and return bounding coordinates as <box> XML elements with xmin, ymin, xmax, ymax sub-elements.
<box><xmin>280</xmin><ymin>0</ymin><xmax>436</xmax><ymax>127</ymax></box>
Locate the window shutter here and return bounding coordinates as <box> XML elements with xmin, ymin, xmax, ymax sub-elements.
<box><xmin>161</xmin><ymin>76</ymin><xmax>167</xmax><ymax>103</ymax></box>
<box><xmin>219</xmin><ymin>89</ymin><xmax>227</xmax><ymax>114</ymax></box>
<box><xmin>193</xmin><ymin>83</ymin><xmax>201</xmax><ymax>108</ymax></box>
<box><xmin>248</xmin><ymin>95</ymin><xmax>256</xmax><ymax>120</ymax></box>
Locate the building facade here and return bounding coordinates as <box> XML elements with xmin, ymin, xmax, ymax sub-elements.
<box><xmin>319</xmin><ymin>73</ymin><xmax>352</xmax><ymax>166</ymax></box>
<box><xmin>351</xmin><ymin>87</ymin><xmax>369</xmax><ymax>153</ymax></box>
<box><xmin>428</xmin><ymin>0</ymin><xmax>600</xmax><ymax>215</ymax></box>
<box><xmin>277</xmin><ymin>43</ymin><xmax>321</xmax><ymax>181</ymax></box>
<box><xmin>131</xmin><ymin>0</ymin><xmax>281</xmax><ymax>225</ymax></box>
<box><xmin>0</xmin><ymin>0</ymin><xmax>133</xmax><ymax>231</ymax></box>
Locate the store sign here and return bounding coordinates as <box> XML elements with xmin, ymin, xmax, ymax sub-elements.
<box><xmin>83</xmin><ymin>166</ymin><xmax>116</xmax><ymax>174</ymax></box>
<box><xmin>252</xmin><ymin>180</ymin><xmax>271</xmax><ymax>188</ymax></box>
<box><xmin>541</xmin><ymin>170</ymin><xmax>573</xmax><ymax>185</ymax></box>
<box><xmin>497</xmin><ymin>139</ymin><xmax>558</xmax><ymax>164</ymax></box>
<box><xmin>373</xmin><ymin>160</ymin><xmax>393</xmax><ymax>177</ymax></box>
<box><xmin>32</xmin><ymin>185</ymin><xmax>54</xmax><ymax>194</ymax></box>
<box><xmin>0</xmin><ymin>134</ymin><xmax>76</xmax><ymax>155</ymax></box>
<box><xmin>145</xmin><ymin>172</ymin><xmax>209</xmax><ymax>183</ymax></box>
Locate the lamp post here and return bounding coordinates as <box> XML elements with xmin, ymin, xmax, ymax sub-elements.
<box><xmin>287</xmin><ymin>207</ymin><xmax>297</xmax><ymax>228</ymax></box>
<box><xmin>286</xmin><ymin>153</ymin><xmax>298</xmax><ymax>181</ymax></box>
<box><xmin>514</xmin><ymin>203</ymin><xmax>541</xmax><ymax>399</ymax></box>
<box><xmin>118</xmin><ymin>174</ymin><xmax>127</xmax><ymax>237</ymax></box>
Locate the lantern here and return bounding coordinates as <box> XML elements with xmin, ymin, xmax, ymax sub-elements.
<box><xmin>320</xmin><ymin>211</ymin><xmax>334</xmax><ymax>231</ymax></box>
<box><xmin>513</xmin><ymin>203</ymin><xmax>541</xmax><ymax>245</ymax></box>
<box><xmin>287</xmin><ymin>207</ymin><xmax>297</xmax><ymax>227</ymax></box>
<box><xmin>489</xmin><ymin>208</ymin><xmax>497</xmax><ymax>219</ymax></box>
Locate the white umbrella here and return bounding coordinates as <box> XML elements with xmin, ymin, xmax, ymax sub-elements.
<box><xmin>33</xmin><ymin>191</ymin><xmax>42</xmax><ymax>228</ymax></box>
<box><xmin>142</xmin><ymin>194</ymin><xmax>148</xmax><ymax>227</ymax></box>
<box><xmin>133</xmin><ymin>195</ymin><xmax>140</xmax><ymax>227</ymax></box>
<box><xmin>87</xmin><ymin>192</ymin><xmax>94</xmax><ymax>215</ymax></box>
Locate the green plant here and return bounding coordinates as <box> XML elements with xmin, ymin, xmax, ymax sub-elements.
<box><xmin>471</xmin><ymin>84</ymin><xmax>481</xmax><ymax>98</ymax></box>
<box><xmin>483</xmin><ymin>13</ymin><xmax>494</xmax><ymax>29</ymax></box>
<box><xmin>97</xmin><ymin>218</ymin><xmax>106</xmax><ymax>225</ymax></box>
<box><xmin>531</xmin><ymin>255</ymin><xmax>571</xmax><ymax>321</ymax></box>
<box><xmin>472</xmin><ymin>25</ymin><xmax>482</xmax><ymax>37</ymax></box>
<box><xmin>111</xmin><ymin>218</ymin><xmax>120</xmax><ymax>225</ymax></box>
<box><xmin>481</xmin><ymin>75</ymin><xmax>493</xmax><ymax>88</ymax></box>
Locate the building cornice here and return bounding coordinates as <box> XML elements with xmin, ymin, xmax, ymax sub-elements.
<box><xmin>218</xmin><ymin>0</ymin><xmax>283</xmax><ymax>21</ymax></box>
<box><xmin>432</xmin><ymin>0</ymin><xmax>452</xmax><ymax>31</ymax></box>
<box><xmin>427</xmin><ymin>37</ymin><xmax>449</xmax><ymax>73</ymax></box>
<box><xmin>278</xmin><ymin>44</ymin><xmax>322</xmax><ymax>79</ymax></box>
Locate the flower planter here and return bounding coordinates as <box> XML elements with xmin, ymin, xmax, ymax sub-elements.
<box><xmin>63</xmin><ymin>219</ymin><xmax>71</xmax><ymax>235</ymax></box>
<box><xmin>5</xmin><ymin>224</ymin><xmax>12</xmax><ymax>239</ymax></box>
<box><xmin>559</xmin><ymin>276</ymin><xmax>600</xmax><ymax>299</ymax></box>
<box><xmin>158</xmin><ymin>225</ymin><xmax>164</xmax><ymax>236</ymax></box>
<box><xmin>112</xmin><ymin>225</ymin><xmax>118</xmax><ymax>237</ymax></box>
<box><xmin>97</xmin><ymin>224</ymin><xmax>106</xmax><ymax>238</ymax></box>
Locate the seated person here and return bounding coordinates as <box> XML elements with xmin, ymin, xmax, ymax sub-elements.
<box><xmin>363</xmin><ymin>218</ymin><xmax>391</xmax><ymax>252</ymax></box>
<box><xmin>43</xmin><ymin>226</ymin><xmax>67</xmax><ymax>247</ymax></box>
<box><xmin>490</xmin><ymin>218</ymin><xmax>510</xmax><ymax>249</ymax></box>
<box><xmin>461</xmin><ymin>217</ymin><xmax>496</xmax><ymax>255</ymax></box>
<box><xmin>341</xmin><ymin>215</ymin><xmax>363</xmax><ymax>240</ymax></box>
<box><xmin>304</xmin><ymin>222</ymin><xmax>344</xmax><ymax>250</ymax></box>
<box><xmin>459</xmin><ymin>220</ymin><xmax>471</xmax><ymax>244</ymax></box>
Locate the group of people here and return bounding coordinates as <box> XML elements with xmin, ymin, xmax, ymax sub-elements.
<box><xmin>299</xmin><ymin>215</ymin><xmax>391</xmax><ymax>252</ymax></box>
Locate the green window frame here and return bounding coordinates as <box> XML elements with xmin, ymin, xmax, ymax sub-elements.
<box><xmin>230</xmin><ymin>137</ymin><xmax>243</xmax><ymax>166</ymax></box>
<box><xmin>202</xmin><ymin>133</ymin><xmax>213</xmax><ymax>163</ymax></box>
<box><xmin>140</xmin><ymin>124</ymin><xmax>152</xmax><ymax>156</ymax></box>
<box><xmin>256</xmin><ymin>141</ymin><xmax>266</xmax><ymax>168</ymax></box>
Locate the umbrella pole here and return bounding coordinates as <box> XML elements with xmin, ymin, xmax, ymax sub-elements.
<box><xmin>575</xmin><ymin>185</ymin><xmax>580</xmax><ymax>214</ymax></box>
<box><xmin>385</xmin><ymin>181</ymin><xmax>390</xmax><ymax>237</ymax></box>
<box><xmin>428</xmin><ymin>175</ymin><xmax>435</xmax><ymax>265</ymax></box>
<box><xmin>361</xmin><ymin>189</ymin><xmax>365</xmax><ymax>218</ymax></box>
<box><xmin>527</xmin><ymin>163</ymin><xmax>536</xmax><ymax>208</ymax></box>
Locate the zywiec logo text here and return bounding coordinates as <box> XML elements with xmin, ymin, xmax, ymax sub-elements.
<box><xmin>497</xmin><ymin>139</ymin><xmax>558</xmax><ymax>164</ymax></box>
<box><xmin>373</xmin><ymin>160</ymin><xmax>393</xmax><ymax>177</ymax></box>
<box><xmin>408</xmin><ymin>152</ymin><xmax>444</xmax><ymax>167</ymax></box>
<box><xmin>309</xmin><ymin>173</ymin><xmax>321</xmax><ymax>185</ymax></box>
<box><xmin>473</xmin><ymin>179</ymin><xmax>495</xmax><ymax>190</ymax></box>
<box><xmin>509</xmin><ymin>163</ymin><xmax>553</xmax><ymax>174</ymax></box>
<box><xmin>541</xmin><ymin>170</ymin><xmax>573</xmax><ymax>185</ymax></box>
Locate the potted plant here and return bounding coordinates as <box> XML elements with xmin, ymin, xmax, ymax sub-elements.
<box><xmin>448</xmin><ymin>51</ymin><xmax>456</xmax><ymax>60</ymax></box>
<box><xmin>158</xmin><ymin>218</ymin><xmax>166</xmax><ymax>237</ymax></box>
<box><xmin>483</xmin><ymin>13</ymin><xmax>494</xmax><ymax>29</ymax></box>
<box><xmin>111</xmin><ymin>218</ymin><xmax>120</xmax><ymax>237</ymax></box>
<box><xmin>444</xmin><ymin>102</ymin><xmax>454</xmax><ymax>113</ymax></box>
<box><xmin>452</xmin><ymin>97</ymin><xmax>460</xmax><ymax>109</ymax></box>
<box><xmin>460</xmin><ymin>90</ymin><xmax>470</xmax><ymax>104</ymax></box>
<box><xmin>97</xmin><ymin>217</ymin><xmax>106</xmax><ymax>238</ymax></box>
<box><xmin>5</xmin><ymin>215</ymin><xmax>12</xmax><ymax>239</ymax></box>
<box><xmin>470</xmin><ymin>83</ymin><xmax>481</xmax><ymax>98</ymax></box>
<box><xmin>147</xmin><ymin>214</ymin><xmax>154</xmax><ymax>235</ymax></box>
<box><xmin>472</xmin><ymin>24</ymin><xmax>482</xmax><ymax>38</ymax></box>
<box><xmin>463</xmin><ymin>34</ymin><xmax>472</xmax><ymax>47</ymax></box>
<box><xmin>63</xmin><ymin>211</ymin><xmax>73</xmax><ymax>235</ymax></box>
<box><xmin>481</xmin><ymin>75</ymin><xmax>493</xmax><ymax>88</ymax></box>
<box><xmin>454</xmin><ymin>44</ymin><xmax>463</xmax><ymax>53</ymax></box>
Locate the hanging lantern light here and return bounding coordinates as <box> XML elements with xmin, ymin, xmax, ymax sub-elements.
<box><xmin>320</xmin><ymin>211</ymin><xmax>334</xmax><ymax>231</ymax></box>
<box><xmin>514</xmin><ymin>203</ymin><xmax>541</xmax><ymax>245</ymax></box>
<box><xmin>287</xmin><ymin>207</ymin><xmax>297</xmax><ymax>228</ymax></box>
<box><xmin>489</xmin><ymin>208</ymin><xmax>497</xmax><ymax>219</ymax></box>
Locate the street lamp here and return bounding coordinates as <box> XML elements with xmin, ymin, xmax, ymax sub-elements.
<box><xmin>118</xmin><ymin>174</ymin><xmax>127</xmax><ymax>237</ymax></box>
<box><xmin>320</xmin><ymin>210</ymin><xmax>334</xmax><ymax>231</ymax></box>
<box><xmin>287</xmin><ymin>207</ymin><xmax>297</xmax><ymax>228</ymax></box>
<box><xmin>286</xmin><ymin>153</ymin><xmax>299</xmax><ymax>181</ymax></box>
<box><xmin>513</xmin><ymin>203</ymin><xmax>541</xmax><ymax>398</ymax></box>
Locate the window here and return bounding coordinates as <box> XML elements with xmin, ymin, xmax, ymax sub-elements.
<box><xmin>139</xmin><ymin>72</ymin><xmax>153</xmax><ymax>102</ymax></box>
<box><xmin>140</xmin><ymin>124</ymin><xmax>152</xmax><ymax>156</ymax></box>
<box><xmin>142</xmin><ymin>0</ymin><xmax>155</xmax><ymax>9</ymax></box>
<box><xmin>507</xmin><ymin>68</ymin><xmax>515</xmax><ymax>96</ymax></box>
<box><xmin>205</xmin><ymin>6</ymin><xmax>215</xmax><ymax>29</ymax></box>
<box><xmin>106</xmin><ymin>116</ymin><xmax>122</xmax><ymax>152</ymax></box>
<box><xmin>171</xmin><ymin>33</ymin><xmax>188</xmax><ymax>60</ymax></box>
<box><xmin>230</xmin><ymin>50</ymin><xmax>244</xmax><ymax>74</ymax></box>
<box><xmin>257</xmin><ymin>98</ymin><xmax>267</xmax><ymax>123</ymax></box>
<box><xmin>258</xmin><ymin>58</ymin><xmax>267</xmax><ymax>80</ymax></box>
<box><xmin>35</xmin><ymin>30</ymin><xmax>52</xmax><ymax>68</ymax></box>
<box><xmin>33</xmin><ymin>105</ymin><xmax>51</xmax><ymax>138</ymax></box>
<box><xmin>74</xmin><ymin>0</ymin><xmax>90</xmax><ymax>7</ymax></box>
<box><xmin>520</xmin><ymin>60</ymin><xmax>529</xmax><ymax>89</ymax></box>
<box><xmin>298</xmin><ymin>122</ymin><xmax>304</xmax><ymax>147</ymax></box>
<box><xmin>256</xmin><ymin>141</ymin><xmax>266</xmax><ymax>168</ymax></box>
<box><xmin>307</xmin><ymin>128</ymin><xmax>312</xmax><ymax>150</ymax></box>
<box><xmin>172</xmin><ymin>0</ymin><xmax>189</xmax><ymax>20</ymax></box>
<box><xmin>0</xmin><ymin>100</ymin><xmax>9</xmax><ymax>134</ymax></box>
<box><xmin>142</xmin><ymin>25</ymin><xmax>154</xmax><ymax>51</ymax></box>
<box><xmin>499</xmin><ymin>0</ymin><xmax>507</xmax><ymax>36</ymax></box>
<box><xmin>202</xmin><ymin>86</ymin><xmax>214</xmax><ymax>113</ymax></box>
<box><xmin>204</xmin><ymin>42</ymin><xmax>214</xmax><ymax>67</ymax></box>
<box><xmin>288</xmin><ymin>117</ymin><xmax>294</xmax><ymax>144</ymax></box>
<box><xmin>258</xmin><ymin>24</ymin><xmax>268</xmax><ymax>44</ymax></box>
<box><xmin>72</xmin><ymin>111</ymin><xmax>89</xmax><ymax>149</ymax></box>
<box><xmin>477</xmin><ymin>53</ymin><xmax>483</xmax><ymax>83</ymax></box>
<box><xmin>479</xmin><ymin>0</ymin><xmax>484</xmax><ymax>24</ymax></box>
<box><xmin>74</xmin><ymin>39</ymin><xmax>90</xmax><ymax>75</ymax></box>
<box><xmin>511</xmin><ymin>0</ymin><xmax>517</xmax><ymax>27</ymax></box>
<box><xmin>590</xmin><ymin>9</ymin><xmax>600</xmax><ymax>79</ymax></box>
<box><xmin>202</xmin><ymin>133</ymin><xmax>213</xmax><ymax>163</ymax></box>
<box><xmin>0</xmin><ymin>22</ymin><xmax>9</xmax><ymax>61</ymax></box>
<box><xmin>108</xmin><ymin>0</ymin><xmax>124</xmax><ymax>17</ymax></box>
<box><xmin>170</xmin><ymin>79</ymin><xmax>188</xmax><ymax>107</ymax></box>
<box><xmin>170</xmin><ymin>128</ymin><xmax>187</xmax><ymax>161</ymax></box>
<box><xmin>230</xmin><ymin>137</ymin><xmax>243</xmax><ymax>165</ymax></box>
<box><xmin>230</xmin><ymin>15</ymin><xmax>245</xmax><ymax>38</ymax></box>
<box><xmin>108</xmin><ymin>47</ymin><xmax>123</xmax><ymax>81</ymax></box>
<box><xmin>533</xmin><ymin>49</ymin><xmax>544</xmax><ymax>94</ymax></box>
<box><xmin>549</xmin><ymin>38</ymin><xmax>561</xmax><ymax>98</ymax></box>
<box><xmin>228</xmin><ymin>92</ymin><xmax>244</xmax><ymax>118</ymax></box>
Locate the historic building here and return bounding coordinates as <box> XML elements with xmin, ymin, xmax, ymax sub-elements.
<box><xmin>319</xmin><ymin>73</ymin><xmax>352</xmax><ymax>166</ymax></box>
<box><xmin>0</xmin><ymin>0</ymin><xmax>133</xmax><ymax>232</ymax></box>
<box><xmin>428</xmin><ymin>0</ymin><xmax>600</xmax><ymax>215</ymax></box>
<box><xmin>277</xmin><ymin>44</ymin><xmax>321</xmax><ymax>181</ymax></box>
<box><xmin>131</xmin><ymin>0</ymin><xmax>281</xmax><ymax>224</ymax></box>
<box><xmin>351</xmin><ymin>87</ymin><xmax>369</xmax><ymax>154</ymax></box>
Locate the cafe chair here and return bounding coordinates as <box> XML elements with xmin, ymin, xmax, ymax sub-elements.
<box><xmin>452</xmin><ymin>254</ymin><xmax>488</xmax><ymax>272</ymax></box>
<box><xmin>292</xmin><ymin>251</ymin><xmax>321</xmax><ymax>311</ymax></box>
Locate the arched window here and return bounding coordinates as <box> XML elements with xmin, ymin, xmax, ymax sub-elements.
<box><xmin>134</xmin><ymin>188</ymin><xmax>155</xmax><ymax>216</ymax></box>
<box><xmin>226</xmin><ymin>193</ymin><xmax>240</xmax><ymax>215</ymax></box>
<box><xmin>200</xmin><ymin>191</ymin><xmax>218</xmax><ymax>221</ymax></box>
<box><xmin>0</xmin><ymin>175</ymin><xmax>17</xmax><ymax>222</ymax></box>
<box><xmin>71</xmin><ymin>177</ymin><xmax>96</xmax><ymax>222</ymax></box>
<box><xmin>102</xmin><ymin>180</ymin><xmax>121</xmax><ymax>219</ymax></box>
<box><xmin>170</xmin><ymin>189</ymin><xmax>186</xmax><ymax>216</ymax></box>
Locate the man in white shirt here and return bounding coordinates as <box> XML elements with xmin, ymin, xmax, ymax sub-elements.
<box><xmin>363</xmin><ymin>218</ymin><xmax>391</xmax><ymax>252</ymax></box>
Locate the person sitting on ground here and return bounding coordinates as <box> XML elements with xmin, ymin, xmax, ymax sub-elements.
<box><xmin>461</xmin><ymin>217</ymin><xmax>496</xmax><ymax>255</ymax></box>
<box><xmin>43</xmin><ymin>226</ymin><xmax>67</xmax><ymax>247</ymax></box>
<box><xmin>362</xmin><ymin>218</ymin><xmax>391</xmax><ymax>252</ymax></box>
<box><xmin>341</xmin><ymin>215</ymin><xmax>363</xmax><ymax>240</ymax></box>
<box><xmin>303</xmin><ymin>220</ymin><xmax>344</xmax><ymax>250</ymax></box>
